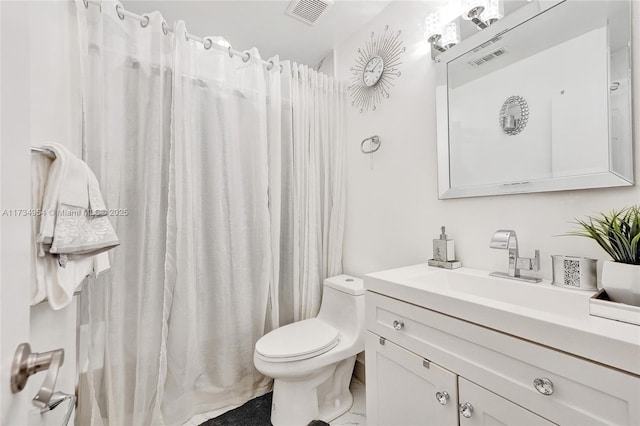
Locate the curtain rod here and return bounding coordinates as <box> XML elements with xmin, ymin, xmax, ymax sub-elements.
<box><xmin>83</xmin><ymin>0</ymin><xmax>282</xmax><ymax>72</ymax></box>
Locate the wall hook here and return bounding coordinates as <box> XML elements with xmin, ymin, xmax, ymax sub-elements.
<box><xmin>361</xmin><ymin>135</ymin><xmax>381</xmax><ymax>154</ymax></box>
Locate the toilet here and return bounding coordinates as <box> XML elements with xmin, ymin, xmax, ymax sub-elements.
<box><xmin>253</xmin><ymin>275</ymin><xmax>365</xmax><ymax>426</ymax></box>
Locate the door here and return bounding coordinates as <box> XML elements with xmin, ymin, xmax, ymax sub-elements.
<box><xmin>1</xmin><ymin>1</ymin><xmax>35</xmax><ymax>424</ymax></box>
<box><xmin>458</xmin><ymin>378</ymin><xmax>555</xmax><ymax>426</ymax></box>
<box><xmin>1</xmin><ymin>1</ymin><xmax>80</xmax><ymax>425</ymax></box>
<box><xmin>366</xmin><ymin>331</ymin><xmax>459</xmax><ymax>426</ymax></box>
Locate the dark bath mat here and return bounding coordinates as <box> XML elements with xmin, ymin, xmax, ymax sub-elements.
<box><xmin>199</xmin><ymin>392</ymin><xmax>330</xmax><ymax>426</ymax></box>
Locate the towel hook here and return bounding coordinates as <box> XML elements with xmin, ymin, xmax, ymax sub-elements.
<box><xmin>361</xmin><ymin>135</ymin><xmax>381</xmax><ymax>154</ymax></box>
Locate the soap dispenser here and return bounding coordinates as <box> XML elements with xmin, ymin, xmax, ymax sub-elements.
<box><xmin>428</xmin><ymin>226</ymin><xmax>461</xmax><ymax>269</ymax></box>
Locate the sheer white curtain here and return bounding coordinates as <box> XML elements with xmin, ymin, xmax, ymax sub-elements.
<box><xmin>75</xmin><ymin>1</ymin><xmax>345</xmax><ymax>424</ymax></box>
<box><xmin>76</xmin><ymin>1</ymin><xmax>173</xmax><ymax>425</ymax></box>
<box><xmin>270</xmin><ymin>62</ymin><xmax>347</xmax><ymax>325</ymax></box>
<box><xmin>161</xmin><ymin>22</ymin><xmax>274</xmax><ymax>423</ymax></box>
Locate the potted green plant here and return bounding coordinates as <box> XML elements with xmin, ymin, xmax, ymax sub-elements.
<box><xmin>568</xmin><ymin>206</ymin><xmax>640</xmax><ymax>306</ymax></box>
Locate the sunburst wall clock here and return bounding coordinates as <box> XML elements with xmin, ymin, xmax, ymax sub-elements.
<box><xmin>348</xmin><ymin>25</ymin><xmax>406</xmax><ymax>113</ymax></box>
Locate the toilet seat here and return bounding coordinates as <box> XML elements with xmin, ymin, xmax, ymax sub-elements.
<box><xmin>255</xmin><ymin>318</ymin><xmax>340</xmax><ymax>362</ymax></box>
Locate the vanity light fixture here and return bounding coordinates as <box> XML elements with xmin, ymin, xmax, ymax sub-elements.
<box><xmin>424</xmin><ymin>11</ymin><xmax>446</xmax><ymax>52</ymax></box>
<box><xmin>427</xmin><ymin>0</ymin><xmax>503</xmax><ymax>56</ymax></box>
<box><xmin>462</xmin><ymin>0</ymin><xmax>503</xmax><ymax>29</ymax></box>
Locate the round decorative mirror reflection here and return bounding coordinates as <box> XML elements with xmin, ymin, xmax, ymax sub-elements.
<box><xmin>499</xmin><ymin>95</ymin><xmax>529</xmax><ymax>135</ymax></box>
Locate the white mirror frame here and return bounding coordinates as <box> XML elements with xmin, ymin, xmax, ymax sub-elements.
<box><xmin>435</xmin><ymin>0</ymin><xmax>634</xmax><ymax>199</ymax></box>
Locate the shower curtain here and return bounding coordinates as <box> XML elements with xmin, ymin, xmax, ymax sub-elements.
<box><xmin>75</xmin><ymin>1</ymin><xmax>346</xmax><ymax>425</ymax></box>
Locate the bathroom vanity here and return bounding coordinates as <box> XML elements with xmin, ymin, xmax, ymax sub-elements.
<box><xmin>364</xmin><ymin>264</ymin><xmax>640</xmax><ymax>425</ymax></box>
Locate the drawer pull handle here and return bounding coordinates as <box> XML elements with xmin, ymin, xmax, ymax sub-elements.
<box><xmin>459</xmin><ymin>402</ymin><xmax>473</xmax><ymax>418</ymax></box>
<box><xmin>435</xmin><ymin>391</ymin><xmax>449</xmax><ymax>405</ymax></box>
<box><xmin>392</xmin><ymin>320</ymin><xmax>404</xmax><ymax>330</ymax></box>
<box><xmin>533</xmin><ymin>377</ymin><xmax>554</xmax><ymax>395</ymax></box>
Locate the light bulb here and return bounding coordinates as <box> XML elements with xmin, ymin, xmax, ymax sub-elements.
<box><xmin>424</xmin><ymin>11</ymin><xmax>443</xmax><ymax>43</ymax></box>
<box><xmin>440</xmin><ymin>22</ymin><xmax>460</xmax><ymax>49</ymax></box>
<box><xmin>461</xmin><ymin>0</ymin><xmax>488</xmax><ymax>20</ymax></box>
<box><xmin>481</xmin><ymin>0</ymin><xmax>504</xmax><ymax>24</ymax></box>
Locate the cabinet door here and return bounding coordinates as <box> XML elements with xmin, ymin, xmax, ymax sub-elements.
<box><xmin>458</xmin><ymin>378</ymin><xmax>555</xmax><ymax>426</ymax></box>
<box><xmin>366</xmin><ymin>331</ymin><xmax>458</xmax><ymax>426</ymax></box>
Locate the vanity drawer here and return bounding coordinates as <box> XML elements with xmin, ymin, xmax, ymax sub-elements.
<box><xmin>366</xmin><ymin>291</ymin><xmax>640</xmax><ymax>426</ymax></box>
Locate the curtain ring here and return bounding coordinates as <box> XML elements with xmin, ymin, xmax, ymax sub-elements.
<box><xmin>82</xmin><ymin>0</ymin><xmax>88</xmax><ymax>8</ymax></box>
<box><xmin>140</xmin><ymin>15</ymin><xmax>150</xmax><ymax>28</ymax></box>
<box><xmin>115</xmin><ymin>4</ymin><xmax>125</xmax><ymax>20</ymax></box>
<box><xmin>228</xmin><ymin>46</ymin><xmax>233</xmax><ymax>58</ymax></box>
<box><xmin>203</xmin><ymin>38</ymin><xmax>213</xmax><ymax>50</ymax></box>
<box><xmin>242</xmin><ymin>51</ymin><xmax>251</xmax><ymax>62</ymax></box>
<box><xmin>161</xmin><ymin>21</ymin><xmax>169</xmax><ymax>35</ymax></box>
<box><xmin>267</xmin><ymin>60</ymin><xmax>274</xmax><ymax>71</ymax></box>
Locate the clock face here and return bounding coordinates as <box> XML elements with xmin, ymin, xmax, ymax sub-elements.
<box><xmin>363</xmin><ymin>56</ymin><xmax>384</xmax><ymax>87</ymax></box>
<box><xmin>348</xmin><ymin>26</ymin><xmax>405</xmax><ymax>112</ymax></box>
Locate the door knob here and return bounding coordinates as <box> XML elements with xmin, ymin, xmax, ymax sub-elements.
<box><xmin>10</xmin><ymin>343</ymin><xmax>65</xmax><ymax>408</ymax></box>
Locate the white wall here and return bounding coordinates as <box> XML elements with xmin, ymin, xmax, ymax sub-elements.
<box><xmin>335</xmin><ymin>1</ymin><xmax>639</xmax><ymax>282</ymax></box>
<box><xmin>1</xmin><ymin>1</ymin><xmax>80</xmax><ymax>425</ymax></box>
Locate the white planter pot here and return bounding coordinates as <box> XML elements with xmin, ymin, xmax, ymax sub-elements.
<box><xmin>601</xmin><ymin>260</ymin><xmax>640</xmax><ymax>306</ymax></box>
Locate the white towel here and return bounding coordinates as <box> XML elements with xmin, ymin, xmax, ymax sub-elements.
<box><xmin>32</xmin><ymin>142</ymin><xmax>119</xmax><ymax>309</ymax></box>
<box><xmin>31</xmin><ymin>152</ymin><xmax>54</xmax><ymax>305</ymax></box>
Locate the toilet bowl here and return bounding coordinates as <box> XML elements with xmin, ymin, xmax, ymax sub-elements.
<box><xmin>253</xmin><ymin>275</ymin><xmax>365</xmax><ymax>426</ymax></box>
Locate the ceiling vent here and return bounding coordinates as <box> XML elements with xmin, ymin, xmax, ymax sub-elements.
<box><xmin>286</xmin><ymin>0</ymin><xmax>334</xmax><ymax>26</ymax></box>
<box><xmin>468</xmin><ymin>47</ymin><xmax>508</xmax><ymax>67</ymax></box>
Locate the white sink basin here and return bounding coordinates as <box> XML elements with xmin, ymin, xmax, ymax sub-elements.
<box><xmin>401</xmin><ymin>267</ymin><xmax>591</xmax><ymax>319</ymax></box>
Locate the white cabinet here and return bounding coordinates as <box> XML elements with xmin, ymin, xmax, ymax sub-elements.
<box><xmin>458</xmin><ymin>378</ymin><xmax>554</xmax><ymax>426</ymax></box>
<box><xmin>365</xmin><ymin>290</ymin><xmax>640</xmax><ymax>426</ymax></box>
<box><xmin>365</xmin><ymin>331</ymin><xmax>458</xmax><ymax>426</ymax></box>
<box><xmin>365</xmin><ymin>330</ymin><xmax>551</xmax><ymax>426</ymax></box>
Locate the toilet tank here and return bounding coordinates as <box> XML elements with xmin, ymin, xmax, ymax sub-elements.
<box><xmin>317</xmin><ymin>275</ymin><xmax>364</xmax><ymax>335</ymax></box>
<box><xmin>324</xmin><ymin>275</ymin><xmax>364</xmax><ymax>296</ymax></box>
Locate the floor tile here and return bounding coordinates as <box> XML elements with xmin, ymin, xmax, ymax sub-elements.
<box><xmin>183</xmin><ymin>377</ymin><xmax>367</xmax><ymax>426</ymax></box>
<box><xmin>332</xmin><ymin>378</ymin><xmax>366</xmax><ymax>425</ymax></box>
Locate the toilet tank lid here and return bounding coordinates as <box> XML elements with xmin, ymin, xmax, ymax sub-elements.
<box><xmin>323</xmin><ymin>275</ymin><xmax>364</xmax><ymax>296</ymax></box>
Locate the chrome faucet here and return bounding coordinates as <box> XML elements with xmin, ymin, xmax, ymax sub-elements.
<box><xmin>489</xmin><ymin>230</ymin><xmax>541</xmax><ymax>283</ymax></box>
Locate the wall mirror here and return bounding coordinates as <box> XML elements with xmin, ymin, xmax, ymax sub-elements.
<box><xmin>435</xmin><ymin>0</ymin><xmax>633</xmax><ymax>199</ymax></box>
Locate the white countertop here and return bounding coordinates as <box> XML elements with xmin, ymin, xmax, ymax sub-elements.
<box><xmin>366</xmin><ymin>264</ymin><xmax>640</xmax><ymax>376</ymax></box>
